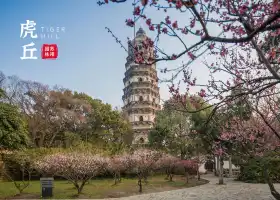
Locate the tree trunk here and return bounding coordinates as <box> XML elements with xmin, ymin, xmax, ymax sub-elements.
<box><xmin>143</xmin><ymin>170</ymin><xmax>148</xmax><ymax>184</ymax></box>
<box><xmin>118</xmin><ymin>172</ymin><xmax>121</xmax><ymax>183</ymax></box>
<box><xmin>74</xmin><ymin>181</ymin><xmax>86</xmax><ymax>195</ymax></box>
<box><xmin>21</xmin><ymin>169</ymin><xmax>25</xmax><ymax>182</ymax></box>
<box><xmin>169</xmin><ymin>174</ymin><xmax>173</xmax><ymax>182</ymax></box>
<box><xmin>196</xmin><ymin>144</ymin><xmax>200</xmax><ymax>180</ymax></box>
<box><xmin>264</xmin><ymin>167</ymin><xmax>280</xmax><ymax>200</ymax></box>
<box><xmin>165</xmin><ymin>170</ymin><xmax>169</xmax><ymax>180</ymax></box>
<box><xmin>197</xmin><ymin>166</ymin><xmax>200</xmax><ymax>180</ymax></box>
<box><xmin>48</xmin><ymin>133</ymin><xmax>58</xmax><ymax>147</ymax></box>
<box><xmin>180</xmin><ymin>150</ymin><xmax>184</xmax><ymax>160</ymax></box>
<box><xmin>114</xmin><ymin>173</ymin><xmax>117</xmax><ymax>185</ymax></box>
<box><xmin>28</xmin><ymin>171</ymin><xmax>31</xmax><ymax>181</ymax></box>
<box><xmin>229</xmin><ymin>155</ymin><xmax>232</xmax><ymax>177</ymax></box>
<box><xmin>185</xmin><ymin>168</ymin><xmax>189</xmax><ymax>183</ymax></box>
<box><xmin>138</xmin><ymin>179</ymin><xmax>142</xmax><ymax>193</ymax></box>
<box><xmin>74</xmin><ymin>182</ymin><xmax>80</xmax><ymax>194</ymax></box>
<box><xmin>38</xmin><ymin>133</ymin><xmax>46</xmax><ymax>147</ymax></box>
<box><xmin>78</xmin><ymin>181</ymin><xmax>86</xmax><ymax>195</ymax></box>
<box><xmin>216</xmin><ymin>156</ymin><xmax>220</xmax><ymax>176</ymax></box>
<box><xmin>218</xmin><ymin>156</ymin><xmax>224</xmax><ymax>185</ymax></box>
<box><xmin>77</xmin><ymin>187</ymin><xmax>83</xmax><ymax>195</ymax></box>
<box><xmin>0</xmin><ymin>153</ymin><xmax>5</xmax><ymax>180</ymax></box>
<box><xmin>197</xmin><ymin>164</ymin><xmax>200</xmax><ymax>181</ymax></box>
<box><xmin>213</xmin><ymin>156</ymin><xmax>217</xmax><ymax>176</ymax></box>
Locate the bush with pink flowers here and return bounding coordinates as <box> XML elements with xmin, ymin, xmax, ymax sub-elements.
<box><xmin>33</xmin><ymin>152</ymin><xmax>107</xmax><ymax>194</ymax></box>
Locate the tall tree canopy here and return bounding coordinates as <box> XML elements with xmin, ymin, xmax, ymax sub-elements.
<box><xmin>149</xmin><ymin>95</ymin><xmax>213</xmax><ymax>158</ymax></box>
<box><xmin>0</xmin><ymin>71</ymin><xmax>133</xmax><ymax>150</ymax></box>
<box><xmin>0</xmin><ymin>89</ymin><xmax>29</xmax><ymax>150</ymax></box>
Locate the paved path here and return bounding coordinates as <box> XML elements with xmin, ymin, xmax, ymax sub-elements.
<box><xmin>100</xmin><ymin>174</ymin><xmax>280</xmax><ymax>200</ymax></box>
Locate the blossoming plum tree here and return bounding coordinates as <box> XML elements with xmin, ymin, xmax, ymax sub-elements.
<box><xmin>156</xmin><ymin>154</ymin><xmax>180</xmax><ymax>181</ymax></box>
<box><xmin>131</xmin><ymin>148</ymin><xmax>162</xmax><ymax>193</ymax></box>
<box><xmin>177</xmin><ymin>159</ymin><xmax>197</xmax><ymax>183</ymax></box>
<box><xmin>215</xmin><ymin>95</ymin><xmax>280</xmax><ymax>197</ymax></box>
<box><xmin>33</xmin><ymin>152</ymin><xmax>107</xmax><ymax>195</ymax></box>
<box><xmin>215</xmin><ymin>91</ymin><xmax>280</xmax><ymax>159</ymax></box>
<box><xmin>98</xmin><ymin>0</ymin><xmax>280</xmax><ymax>119</ymax></box>
<box><xmin>107</xmin><ymin>153</ymin><xmax>133</xmax><ymax>185</ymax></box>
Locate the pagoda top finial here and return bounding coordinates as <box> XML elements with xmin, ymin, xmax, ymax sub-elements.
<box><xmin>136</xmin><ymin>27</ymin><xmax>146</xmax><ymax>37</ymax></box>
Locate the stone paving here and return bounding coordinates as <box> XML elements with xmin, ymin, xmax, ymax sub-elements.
<box><xmin>99</xmin><ymin>174</ymin><xmax>280</xmax><ymax>200</ymax></box>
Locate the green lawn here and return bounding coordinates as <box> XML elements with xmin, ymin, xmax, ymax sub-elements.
<box><xmin>0</xmin><ymin>175</ymin><xmax>208</xmax><ymax>199</ymax></box>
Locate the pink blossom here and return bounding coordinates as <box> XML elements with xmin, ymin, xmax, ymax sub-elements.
<box><xmin>199</xmin><ymin>89</ymin><xmax>206</xmax><ymax>97</ymax></box>
<box><xmin>188</xmin><ymin>52</ymin><xmax>196</xmax><ymax>60</ymax></box>
<box><xmin>249</xmin><ymin>134</ymin><xmax>255</xmax><ymax>142</ymax></box>
<box><xmin>34</xmin><ymin>153</ymin><xmax>107</xmax><ymax>194</ymax></box>
<box><xmin>146</xmin><ymin>18</ymin><xmax>152</xmax><ymax>26</ymax></box>
<box><xmin>171</xmin><ymin>54</ymin><xmax>177</xmax><ymax>60</ymax></box>
<box><xmin>172</xmin><ymin>21</ymin><xmax>178</xmax><ymax>29</ymax></box>
<box><xmin>165</xmin><ymin>16</ymin><xmax>171</xmax><ymax>24</ymax></box>
<box><xmin>215</xmin><ymin>148</ymin><xmax>224</xmax><ymax>156</ymax></box>
<box><xmin>176</xmin><ymin>0</ymin><xmax>183</xmax><ymax>9</ymax></box>
<box><xmin>208</xmin><ymin>43</ymin><xmax>215</xmax><ymax>49</ymax></box>
<box><xmin>181</xmin><ymin>28</ymin><xmax>188</xmax><ymax>34</ymax></box>
<box><xmin>272</xmin><ymin>0</ymin><xmax>280</xmax><ymax>12</ymax></box>
<box><xmin>133</xmin><ymin>6</ymin><xmax>141</xmax><ymax>15</ymax></box>
<box><xmin>125</xmin><ymin>19</ymin><xmax>135</xmax><ymax>27</ymax></box>
<box><xmin>149</xmin><ymin>25</ymin><xmax>155</xmax><ymax>31</ymax></box>
<box><xmin>190</xmin><ymin>19</ymin><xmax>195</xmax><ymax>28</ymax></box>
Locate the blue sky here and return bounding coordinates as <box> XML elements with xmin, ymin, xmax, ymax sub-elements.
<box><xmin>0</xmin><ymin>0</ymin><xmax>137</xmax><ymax>107</ymax></box>
<box><xmin>0</xmin><ymin>0</ymin><xmax>225</xmax><ymax>107</ymax></box>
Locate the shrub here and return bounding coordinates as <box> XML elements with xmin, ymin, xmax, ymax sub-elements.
<box><xmin>2</xmin><ymin>150</ymin><xmax>35</xmax><ymax>194</ymax></box>
<box><xmin>237</xmin><ymin>156</ymin><xmax>280</xmax><ymax>183</ymax></box>
<box><xmin>204</xmin><ymin>160</ymin><xmax>214</xmax><ymax>172</ymax></box>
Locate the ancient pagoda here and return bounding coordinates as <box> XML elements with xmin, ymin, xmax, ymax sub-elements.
<box><xmin>122</xmin><ymin>27</ymin><xmax>161</xmax><ymax>144</ymax></box>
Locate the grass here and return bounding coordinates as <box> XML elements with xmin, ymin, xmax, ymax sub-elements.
<box><xmin>0</xmin><ymin>175</ymin><xmax>209</xmax><ymax>199</ymax></box>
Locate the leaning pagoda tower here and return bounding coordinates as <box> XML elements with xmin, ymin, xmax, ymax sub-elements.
<box><xmin>122</xmin><ymin>27</ymin><xmax>161</xmax><ymax>144</ymax></box>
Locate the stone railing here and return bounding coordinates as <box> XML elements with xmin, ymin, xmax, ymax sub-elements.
<box><xmin>223</xmin><ymin>168</ymin><xmax>240</xmax><ymax>178</ymax></box>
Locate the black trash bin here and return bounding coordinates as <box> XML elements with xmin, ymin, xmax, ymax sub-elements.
<box><xmin>40</xmin><ymin>177</ymin><xmax>54</xmax><ymax>198</ymax></box>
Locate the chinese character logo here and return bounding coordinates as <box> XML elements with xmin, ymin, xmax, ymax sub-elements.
<box><xmin>20</xmin><ymin>42</ymin><xmax>37</xmax><ymax>60</ymax></box>
<box><xmin>20</xmin><ymin>20</ymin><xmax>62</xmax><ymax>60</ymax></box>
<box><xmin>20</xmin><ymin>20</ymin><xmax>38</xmax><ymax>39</ymax></box>
<box><xmin>41</xmin><ymin>44</ymin><xmax>58</xmax><ymax>59</ymax></box>
<box><xmin>20</xmin><ymin>20</ymin><xmax>38</xmax><ymax>60</ymax></box>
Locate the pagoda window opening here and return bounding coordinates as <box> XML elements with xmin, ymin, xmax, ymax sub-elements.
<box><xmin>153</xmin><ymin>98</ymin><xmax>155</xmax><ymax>103</ymax></box>
<box><xmin>139</xmin><ymin>96</ymin><xmax>143</xmax><ymax>101</ymax></box>
<box><xmin>139</xmin><ymin>137</ymin><xmax>144</xmax><ymax>143</ymax></box>
<box><xmin>138</xmin><ymin>77</ymin><xmax>143</xmax><ymax>82</ymax></box>
<box><xmin>139</xmin><ymin>116</ymin><xmax>144</xmax><ymax>121</ymax></box>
